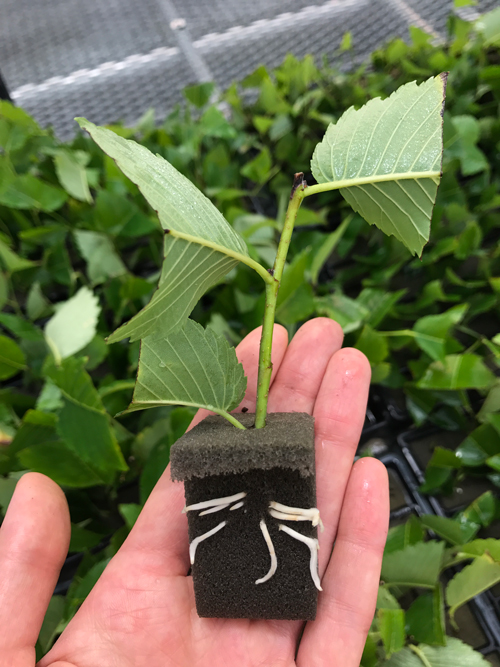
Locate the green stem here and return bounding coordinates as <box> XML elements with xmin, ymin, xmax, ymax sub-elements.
<box><xmin>409</xmin><ymin>644</ymin><xmax>433</xmax><ymax>667</ymax></box>
<box><xmin>216</xmin><ymin>410</ymin><xmax>246</xmax><ymax>430</ymax></box>
<box><xmin>254</xmin><ymin>174</ymin><xmax>306</xmax><ymax>429</ymax></box>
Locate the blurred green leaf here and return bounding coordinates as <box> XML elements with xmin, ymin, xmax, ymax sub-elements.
<box><xmin>240</xmin><ymin>148</ymin><xmax>272</xmax><ymax>184</ymax></box>
<box><xmin>74</xmin><ymin>231</ymin><xmax>127</xmax><ymax>284</ymax></box>
<box><xmin>385</xmin><ymin>638</ymin><xmax>489</xmax><ymax>666</ymax></box>
<box><xmin>0</xmin><ymin>174</ymin><xmax>67</xmax><ymax>211</ymax></box>
<box><xmin>315</xmin><ymin>292</ymin><xmax>369</xmax><ymax>333</ymax></box>
<box><xmin>405</xmin><ymin>586</ymin><xmax>446</xmax><ymax>646</ymax></box>
<box><xmin>54</xmin><ymin>149</ymin><xmax>92</xmax><ymax>203</ymax></box>
<box><xmin>0</xmin><ymin>238</ymin><xmax>35</xmax><ymax>272</ymax></box>
<box><xmin>382</xmin><ymin>541</ymin><xmax>444</xmax><ymax>588</ymax></box>
<box><xmin>276</xmin><ymin>250</ymin><xmax>315</xmax><ymax>326</ymax></box>
<box><xmin>417</xmin><ymin>354</ymin><xmax>495</xmax><ymax>390</ymax></box>
<box><xmin>0</xmin><ymin>335</ymin><xmax>26</xmax><ymax>379</ymax></box>
<box><xmin>310</xmin><ymin>216</ymin><xmax>350</xmax><ymax>285</ymax></box>
<box><xmin>413</xmin><ymin>305</ymin><xmax>467</xmax><ymax>361</ymax></box>
<box><xmin>44</xmin><ymin>287</ymin><xmax>101</xmax><ymax>361</ymax></box>
<box><xmin>456</xmin><ymin>423</ymin><xmax>500</xmax><ymax>466</ymax></box>
<box><xmin>446</xmin><ymin>556</ymin><xmax>500</xmax><ymax>621</ymax></box>
<box><xmin>183</xmin><ymin>82</ymin><xmax>214</xmax><ymax>107</ymax></box>
<box><xmin>378</xmin><ymin>608</ymin><xmax>405</xmax><ymax>658</ymax></box>
<box><xmin>420</xmin><ymin>514</ymin><xmax>477</xmax><ymax>545</ymax></box>
<box><xmin>385</xmin><ymin>515</ymin><xmax>425</xmax><ymax>555</ymax></box>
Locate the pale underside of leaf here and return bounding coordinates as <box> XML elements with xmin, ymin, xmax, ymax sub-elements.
<box><xmin>77</xmin><ymin>118</ymin><xmax>269</xmax><ymax>343</ymax></box>
<box><xmin>123</xmin><ymin>319</ymin><xmax>246</xmax><ymax>419</ymax></box>
<box><xmin>310</xmin><ymin>74</ymin><xmax>447</xmax><ymax>256</ymax></box>
<box><xmin>76</xmin><ymin>119</ymin><xmax>247</xmax><ymax>254</ymax></box>
<box><xmin>108</xmin><ymin>235</ymin><xmax>237</xmax><ymax>343</ymax></box>
<box><xmin>386</xmin><ymin>638</ymin><xmax>489</xmax><ymax>667</ymax></box>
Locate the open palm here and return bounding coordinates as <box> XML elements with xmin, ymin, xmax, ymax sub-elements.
<box><xmin>0</xmin><ymin>319</ymin><xmax>389</xmax><ymax>667</ymax></box>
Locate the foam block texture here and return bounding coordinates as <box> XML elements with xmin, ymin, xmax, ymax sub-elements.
<box><xmin>185</xmin><ymin>466</ymin><xmax>318</xmax><ymax>620</ymax></box>
<box><xmin>170</xmin><ymin>412</ymin><xmax>315</xmax><ymax>480</ymax></box>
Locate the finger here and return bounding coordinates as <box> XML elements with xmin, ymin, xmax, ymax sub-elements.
<box><xmin>268</xmin><ymin>318</ymin><xmax>344</xmax><ymax>414</ymax></box>
<box><xmin>313</xmin><ymin>348</ymin><xmax>371</xmax><ymax>573</ymax></box>
<box><xmin>0</xmin><ymin>473</ymin><xmax>70</xmax><ymax>667</ymax></box>
<box><xmin>121</xmin><ymin>324</ymin><xmax>289</xmax><ymax>574</ymax></box>
<box><xmin>297</xmin><ymin>458</ymin><xmax>389</xmax><ymax>667</ymax></box>
<box><xmin>189</xmin><ymin>324</ymin><xmax>289</xmax><ymax>429</ymax></box>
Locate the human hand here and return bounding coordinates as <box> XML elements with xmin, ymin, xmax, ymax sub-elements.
<box><xmin>0</xmin><ymin>318</ymin><xmax>389</xmax><ymax>667</ymax></box>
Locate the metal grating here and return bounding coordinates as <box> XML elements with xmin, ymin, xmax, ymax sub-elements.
<box><xmin>1</xmin><ymin>0</ymin><xmax>499</xmax><ymax>137</ymax></box>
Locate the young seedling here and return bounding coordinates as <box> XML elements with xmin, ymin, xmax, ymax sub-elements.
<box><xmin>77</xmin><ymin>72</ymin><xmax>446</xmax><ymax>619</ymax></box>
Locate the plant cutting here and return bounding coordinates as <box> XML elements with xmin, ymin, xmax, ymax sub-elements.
<box><xmin>76</xmin><ymin>72</ymin><xmax>447</xmax><ymax>620</ymax></box>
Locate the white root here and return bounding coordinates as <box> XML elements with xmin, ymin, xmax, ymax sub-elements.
<box><xmin>189</xmin><ymin>521</ymin><xmax>226</xmax><ymax>565</ymax></box>
<box><xmin>183</xmin><ymin>491</ymin><xmax>247</xmax><ymax>513</ymax></box>
<box><xmin>229</xmin><ymin>501</ymin><xmax>245</xmax><ymax>511</ymax></box>
<box><xmin>255</xmin><ymin>519</ymin><xmax>277</xmax><ymax>585</ymax></box>
<box><xmin>279</xmin><ymin>524</ymin><xmax>322</xmax><ymax>591</ymax></box>
<box><xmin>199</xmin><ymin>503</ymin><xmax>231</xmax><ymax>516</ymax></box>
<box><xmin>269</xmin><ymin>501</ymin><xmax>324</xmax><ymax>531</ymax></box>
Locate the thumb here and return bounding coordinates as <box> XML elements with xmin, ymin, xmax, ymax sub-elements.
<box><xmin>0</xmin><ymin>473</ymin><xmax>70</xmax><ymax>667</ymax></box>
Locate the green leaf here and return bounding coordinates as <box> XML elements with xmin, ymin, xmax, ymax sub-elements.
<box><xmin>413</xmin><ymin>305</ymin><xmax>467</xmax><ymax>361</ymax></box>
<box><xmin>356</xmin><ymin>325</ymin><xmax>389</xmax><ymax>365</ymax></box>
<box><xmin>406</xmin><ymin>586</ymin><xmax>446</xmax><ymax>646</ymax></box>
<box><xmin>56</xmin><ymin>398</ymin><xmax>127</xmax><ymax>483</ymax></box>
<box><xmin>8</xmin><ymin>409</ymin><xmax>108</xmax><ymax>488</ymax></box>
<box><xmin>54</xmin><ymin>149</ymin><xmax>92</xmax><ymax>203</ymax></box>
<box><xmin>74</xmin><ymin>231</ymin><xmax>127</xmax><ymax>284</ymax></box>
<box><xmin>45</xmin><ymin>357</ymin><xmax>128</xmax><ymax>482</ymax></box>
<box><xmin>0</xmin><ymin>335</ymin><xmax>26</xmax><ymax>379</ymax></box>
<box><xmin>377</xmin><ymin>587</ymin><xmax>402</xmax><ymax>610</ymax></box>
<box><xmin>385</xmin><ymin>515</ymin><xmax>425</xmax><ymax>555</ymax></box>
<box><xmin>311</xmin><ymin>75</ymin><xmax>446</xmax><ymax>256</ymax></box>
<box><xmin>315</xmin><ymin>292</ymin><xmax>369</xmax><ymax>333</ymax></box>
<box><xmin>357</xmin><ymin>288</ymin><xmax>406</xmax><ymax>328</ymax></box>
<box><xmin>275</xmin><ymin>250</ymin><xmax>315</xmax><ymax>326</ymax></box>
<box><xmin>37</xmin><ymin>595</ymin><xmax>65</xmax><ymax>655</ymax></box>
<box><xmin>0</xmin><ymin>238</ymin><xmax>35</xmax><ymax>273</ymax></box>
<box><xmin>446</xmin><ymin>556</ymin><xmax>500</xmax><ymax>621</ymax></box>
<box><xmin>0</xmin><ymin>272</ymin><xmax>7</xmax><ymax>310</ymax></box>
<box><xmin>385</xmin><ymin>638</ymin><xmax>489</xmax><ymax>666</ymax></box>
<box><xmin>420</xmin><ymin>514</ymin><xmax>477</xmax><ymax>545</ymax></box>
<box><xmin>44</xmin><ymin>287</ymin><xmax>101</xmax><ymax>361</ymax></box>
<box><xmin>0</xmin><ymin>174</ymin><xmax>67</xmax><ymax>211</ymax></box>
<box><xmin>456</xmin><ymin>424</ymin><xmax>500</xmax><ymax>466</ymax></box>
<box><xmin>183</xmin><ymin>82</ymin><xmax>214</xmax><ymax>107</ymax></box>
<box><xmin>340</xmin><ymin>31</ymin><xmax>353</xmax><ymax>51</ymax></box>
<box><xmin>310</xmin><ymin>215</ymin><xmax>350</xmax><ymax>285</ymax></box>
<box><xmin>18</xmin><ymin>441</ymin><xmax>105</xmax><ymax>488</ymax></box>
<box><xmin>123</xmin><ymin>320</ymin><xmax>246</xmax><ymax>425</ymax></box>
<box><xmin>459</xmin><ymin>492</ymin><xmax>497</xmax><ymax>529</ymax></box>
<box><xmin>241</xmin><ymin>147</ymin><xmax>273</xmax><ymax>184</ymax></box>
<box><xmin>378</xmin><ymin>608</ymin><xmax>406</xmax><ymax>657</ymax></box>
<box><xmin>7</xmin><ymin>410</ymin><xmax>58</xmax><ymax>457</ymax></box>
<box><xmin>417</xmin><ymin>354</ymin><xmax>496</xmax><ymax>390</ymax></box>
<box><xmin>382</xmin><ymin>540</ymin><xmax>444</xmax><ymax>588</ymax></box>
<box><xmin>76</xmin><ymin>119</ymin><xmax>265</xmax><ymax>343</ymax></box>
<box><xmin>449</xmin><ymin>538</ymin><xmax>500</xmax><ymax>563</ymax></box>
<box><xmin>119</xmin><ymin>503</ymin><xmax>142</xmax><ymax>530</ymax></box>
<box><xmin>26</xmin><ymin>282</ymin><xmax>51</xmax><ymax>320</ymax></box>
<box><xmin>476</xmin><ymin>7</ymin><xmax>500</xmax><ymax>47</ymax></box>
<box><xmin>69</xmin><ymin>524</ymin><xmax>105</xmax><ymax>552</ymax></box>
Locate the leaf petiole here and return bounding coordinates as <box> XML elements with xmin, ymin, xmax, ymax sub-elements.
<box><xmin>303</xmin><ymin>170</ymin><xmax>441</xmax><ymax>198</ymax></box>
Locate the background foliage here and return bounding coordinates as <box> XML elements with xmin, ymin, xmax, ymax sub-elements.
<box><xmin>1</xmin><ymin>7</ymin><xmax>500</xmax><ymax>665</ymax></box>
